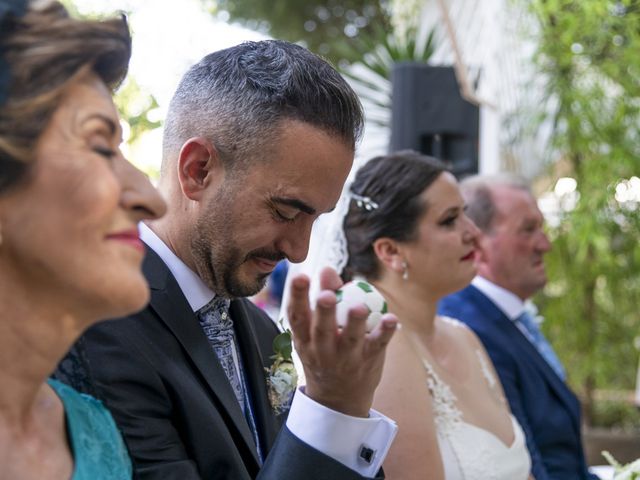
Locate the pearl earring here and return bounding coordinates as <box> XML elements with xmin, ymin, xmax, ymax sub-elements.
<box><xmin>402</xmin><ymin>261</ymin><xmax>409</xmax><ymax>281</ymax></box>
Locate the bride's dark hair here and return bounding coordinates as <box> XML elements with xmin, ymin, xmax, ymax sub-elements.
<box><xmin>343</xmin><ymin>150</ymin><xmax>447</xmax><ymax>281</ymax></box>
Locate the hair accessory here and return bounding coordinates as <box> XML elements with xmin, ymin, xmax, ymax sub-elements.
<box><xmin>0</xmin><ymin>0</ymin><xmax>28</xmax><ymax>107</ymax></box>
<box><xmin>351</xmin><ymin>192</ymin><xmax>379</xmax><ymax>211</ymax></box>
<box><xmin>402</xmin><ymin>261</ymin><xmax>409</xmax><ymax>281</ymax></box>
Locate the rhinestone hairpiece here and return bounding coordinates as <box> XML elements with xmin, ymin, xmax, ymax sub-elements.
<box><xmin>350</xmin><ymin>192</ymin><xmax>379</xmax><ymax>211</ymax></box>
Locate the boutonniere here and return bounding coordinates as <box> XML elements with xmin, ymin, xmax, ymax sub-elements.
<box><xmin>266</xmin><ymin>321</ymin><xmax>298</xmax><ymax>415</ymax></box>
<box><xmin>603</xmin><ymin>451</ymin><xmax>640</xmax><ymax>479</ymax></box>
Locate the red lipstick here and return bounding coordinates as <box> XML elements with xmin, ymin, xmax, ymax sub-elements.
<box><xmin>106</xmin><ymin>228</ymin><xmax>145</xmax><ymax>252</ymax></box>
<box><xmin>461</xmin><ymin>250</ymin><xmax>475</xmax><ymax>261</ymax></box>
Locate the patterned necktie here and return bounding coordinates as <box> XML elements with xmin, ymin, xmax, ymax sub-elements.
<box><xmin>196</xmin><ymin>297</ymin><xmax>247</xmax><ymax>414</ymax></box>
<box><xmin>196</xmin><ymin>297</ymin><xmax>263</xmax><ymax>462</ymax></box>
<box><xmin>515</xmin><ymin>310</ymin><xmax>566</xmax><ymax>380</ymax></box>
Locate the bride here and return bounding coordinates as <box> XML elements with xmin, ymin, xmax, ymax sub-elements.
<box><xmin>341</xmin><ymin>151</ymin><xmax>533</xmax><ymax>479</ymax></box>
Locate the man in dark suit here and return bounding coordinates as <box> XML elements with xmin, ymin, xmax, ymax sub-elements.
<box><xmin>56</xmin><ymin>41</ymin><xmax>398</xmax><ymax>479</ymax></box>
<box><xmin>438</xmin><ymin>175</ymin><xmax>598</xmax><ymax>480</ymax></box>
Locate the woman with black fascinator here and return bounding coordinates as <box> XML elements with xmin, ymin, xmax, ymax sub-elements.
<box><xmin>0</xmin><ymin>1</ymin><xmax>165</xmax><ymax>477</ymax></box>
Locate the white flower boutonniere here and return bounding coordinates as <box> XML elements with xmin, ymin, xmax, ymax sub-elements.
<box><xmin>603</xmin><ymin>451</ymin><xmax>640</xmax><ymax>479</ymax></box>
<box><xmin>266</xmin><ymin>324</ymin><xmax>298</xmax><ymax>415</ymax></box>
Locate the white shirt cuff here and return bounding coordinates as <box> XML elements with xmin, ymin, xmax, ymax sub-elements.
<box><xmin>286</xmin><ymin>387</ymin><xmax>398</xmax><ymax>478</ymax></box>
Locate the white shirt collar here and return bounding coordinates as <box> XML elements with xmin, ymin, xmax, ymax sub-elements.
<box><xmin>471</xmin><ymin>276</ymin><xmax>526</xmax><ymax>320</ymax></box>
<box><xmin>139</xmin><ymin>222</ymin><xmax>214</xmax><ymax>312</ymax></box>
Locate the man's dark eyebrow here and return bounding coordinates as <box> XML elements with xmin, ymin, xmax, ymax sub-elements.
<box><xmin>272</xmin><ymin>197</ymin><xmax>316</xmax><ymax>215</ymax></box>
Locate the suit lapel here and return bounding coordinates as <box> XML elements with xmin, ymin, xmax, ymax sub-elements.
<box><xmin>467</xmin><ymin>286</ymin><xmax>582</xmax><ymax>430</ymax></box>
<box><xmin>231</xmin><ymin>300</ymin><xmax>281</xmax><ymax>454</ymax></box>
<box><xmin>143</xmin><ymin>249</ymin><xmax>260</xmax><ymax>467</ymax></box>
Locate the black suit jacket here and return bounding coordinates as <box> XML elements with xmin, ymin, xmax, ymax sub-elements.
<box><xmin>439</xmin><ymin>285</ymin><xmax>598</xmax><ymax>480</ymax></box>
<box><xmin>58</xmin><ymin>249</ymin><xmax>381</xmax><ymax>480</ymax></box>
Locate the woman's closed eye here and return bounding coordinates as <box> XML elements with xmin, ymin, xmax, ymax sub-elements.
<box><xmin>92</xmin><ymin>145</ymin><xmax>117</xmax><ymax>160</ymax></box>
<box><xmin>89</xmin><ymin>130</ymin><xmax>119</xmax><ymax>161</ymax></box>
<box><xmin>439</xmin><ymin>213</ymin><xmax>458</xmax><ymax>227</ymax></box>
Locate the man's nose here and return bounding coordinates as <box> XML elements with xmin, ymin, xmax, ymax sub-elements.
<box><xmin>275</xmin><ymin>221</ymin><xmax>313</xmax><ymax>264</ymax></box>
<box><xmin>537</xmin><ymin>229</ymin><xmax>552</xmax><ymax>252</ymax></box>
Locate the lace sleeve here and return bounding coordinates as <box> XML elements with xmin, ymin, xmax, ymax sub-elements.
<box><xmin>53</xmin><ymin>336</ymin><xmax>99</xmax><ymax>398</ymax></box>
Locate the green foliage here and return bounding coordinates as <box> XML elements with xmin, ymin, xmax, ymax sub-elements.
<box><xmin>593</xmin><ymin>400</ymin><xmax>640</xmax><ymax>430</ymax></box>
<box><xmin>272</xmin><ymin>330</ymin><xmax>293</xmax><ymax>361</ymax></box>
<box><xmin>114</xmin><ymin>77</ymin><xmax>162</xmax><ymax>146</ymax></box>
<box><xmin>211</xmin><ymin>0</ymin><xmax>392</xmax><ymax>66</ymax></box>
<box><xmin>529</xmin><ymin>0</ymin><xmax>640</xmax><ymax>425</ymax></box>
<box><xmin>345</xmin><ymin>22</ymin><xmax>436</xmax><ymax>78</ymax></box>
<box><xmin>341</xmin><ymin>22</ymin><xmax>436</xmax><ymax>127</ymax></box>
<box><xmin>63</xmin><ymin>0</ymin><xmax>161</xmax><ymax>160</ymax></box>
<box><xmin>207</xmin><ymin>0</ymin><xmax>435</xmax><ymax>129</ymax></box>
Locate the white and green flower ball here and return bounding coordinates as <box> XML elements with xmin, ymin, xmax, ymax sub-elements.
<box><xmin>335</xmin><ymin>280</ymin><xmax>388</xmax><ymax>331</ymax></box>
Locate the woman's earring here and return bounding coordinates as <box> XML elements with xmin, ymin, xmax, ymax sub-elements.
<box><xmin>402</xmin><ymin>261</ymin><xmax>409</xmax><ymax>281</ymax></box>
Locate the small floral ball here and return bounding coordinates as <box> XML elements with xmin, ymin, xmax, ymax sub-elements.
<box><xmin>335</xmin><ymin>280</ymin><xmax>388</xmax><ymax>331</ymax></box>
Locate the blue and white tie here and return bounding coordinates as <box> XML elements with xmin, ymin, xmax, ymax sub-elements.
<box><xmin>515</xmin><ymin>310</ymin><xmax>566</xmax><ymax>380</ymax></box>
<box><xmin>197</xmin><ymin>297</ymin><xmax>247</xmax><ymax>411</ymax></box>
<box><xmin>196</xmin><ymin>297</ymin><xmax>263</xmax><ymax>462</ymax></box>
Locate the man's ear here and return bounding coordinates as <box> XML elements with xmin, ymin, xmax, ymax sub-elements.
<box><xmin>372</xmin><ymin>237</ymin><xmax>405</xmax><ymax>275</ymax></box>
<box><xmin>177</xmin><ymin>137</ymin><xmax>223</xmax><ymax>201</ymax></box>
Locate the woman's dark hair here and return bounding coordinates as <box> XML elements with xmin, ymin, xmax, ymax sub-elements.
<box><xmin>343</xmin><ymin>150</ymin><xmax>447</xmax><ymax>281</ymax></box>
<box><xmin>0</xmin><ymin>1</ymin><xmax>131</xmax><ymax>194</ymax></box>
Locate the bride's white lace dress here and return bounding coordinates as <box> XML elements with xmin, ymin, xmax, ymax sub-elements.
<box><xmin>421</xmin><ymin>336</ymin><xmax>531</xmax><ymax>479</ymax></box>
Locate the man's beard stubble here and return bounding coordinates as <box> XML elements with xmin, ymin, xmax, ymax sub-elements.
<box><xmin>189</xmin><ymin>191</ymin><xmax>283</xmax><ymax>299</ymax></box>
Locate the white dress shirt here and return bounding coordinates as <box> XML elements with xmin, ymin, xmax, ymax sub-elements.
<box><xmin>140</xmin><ymin>223</ymin><xmax>397</xmax><ymax>477</ymax></box>
<box><xmin>471</xmin><ymin>276</ymin><xmax>537</xmax><ymax>342</ymax></box>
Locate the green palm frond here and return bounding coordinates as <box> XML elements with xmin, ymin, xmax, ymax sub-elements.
<box><xmin>341</xmin><ymin>24</ymin><xmax>437</xmax><ymax>128</ymax></box>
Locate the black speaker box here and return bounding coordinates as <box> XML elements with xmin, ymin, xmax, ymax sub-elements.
<box><xmin>390</xmin><ymin>63</ymin><xmax>479</xmax><ymax>178</ymax></box>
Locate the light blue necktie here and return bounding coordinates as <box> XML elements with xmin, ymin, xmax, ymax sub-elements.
<box><xmin>515</xmin><ymin>310</ymin><xmax>566</xmax><ymax>381</ymax></box>
<box><xmin>196</xmin><ymin>297</ymin><xmax>263</xmax><ymax>462</ymax></box>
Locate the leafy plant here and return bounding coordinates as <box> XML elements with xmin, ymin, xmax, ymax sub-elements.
<box><xmin>209</xmin><ymin>0</ymin><xmax>392</xmax><ymax>66</ymax></box>
<box><xmin>206</xmin><ymin>0</ymin><xmax>436</xmax><ymax>130</ymax></box>
<box><xmin>341</xmin><ymin>21</ymin><xmax>437</xmax><ymax>128</ymax></box>
<box><xmin>528</xmin><ymin>0</ymin><xmax>640</xmax><ymax>425</ymax></box>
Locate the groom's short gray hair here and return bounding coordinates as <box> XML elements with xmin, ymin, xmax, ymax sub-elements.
<box><xmin>161</xmin><ymin>40</ymin><xmax>363</xmax><ymax>176</ymax></box>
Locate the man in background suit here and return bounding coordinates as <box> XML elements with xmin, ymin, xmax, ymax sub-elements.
<box><xmin>56</xmin><ymin>41</ymin><xmax>398</xmax><ymax>479</ymax></box>
<box><xmin>438</xmin><ymin>175</ymin><xmax>598</xmax><ymax>480</ymax></box>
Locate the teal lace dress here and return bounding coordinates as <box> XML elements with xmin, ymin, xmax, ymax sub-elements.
<box><xmin>48</xmin><ymin>378</ymin><xmax>132</xmax><ymax>479</ymax></box>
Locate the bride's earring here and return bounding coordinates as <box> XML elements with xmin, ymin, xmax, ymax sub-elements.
<box><xmin>402</xmin><ymin>261</ymin><xmax>409</xmax><ymax>281</ymax></box>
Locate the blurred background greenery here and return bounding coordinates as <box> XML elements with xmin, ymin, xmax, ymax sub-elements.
<box><xmin>529</xmin><ymin>0</ymin><xmax>640</xmax><ymax>430</ymax></box>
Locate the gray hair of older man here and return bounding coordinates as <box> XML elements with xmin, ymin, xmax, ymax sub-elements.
<box><xmin>161</xmin><ymin>40</ymin><xmax>364</xmax><ymax>176</ymax></box>
<box><xmin>460</xmin><ymin>174</ymin><xmax>532</xmax><ymax>233</ymax></box>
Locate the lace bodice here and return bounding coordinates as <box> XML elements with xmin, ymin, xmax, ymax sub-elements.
<box><xmin>423</xmin><ymin>361</ymin><xmax>464</xmax><ymax>432</ymax></box>
<box><xmin>419</xmin><ymin>320</ymin><xmax>531</xmax><ymax>480</ymax></box>
<box><xmin>48</xmin><ymin>379</ymin><xmax>132</xmax><ymax>480</ymax></box>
